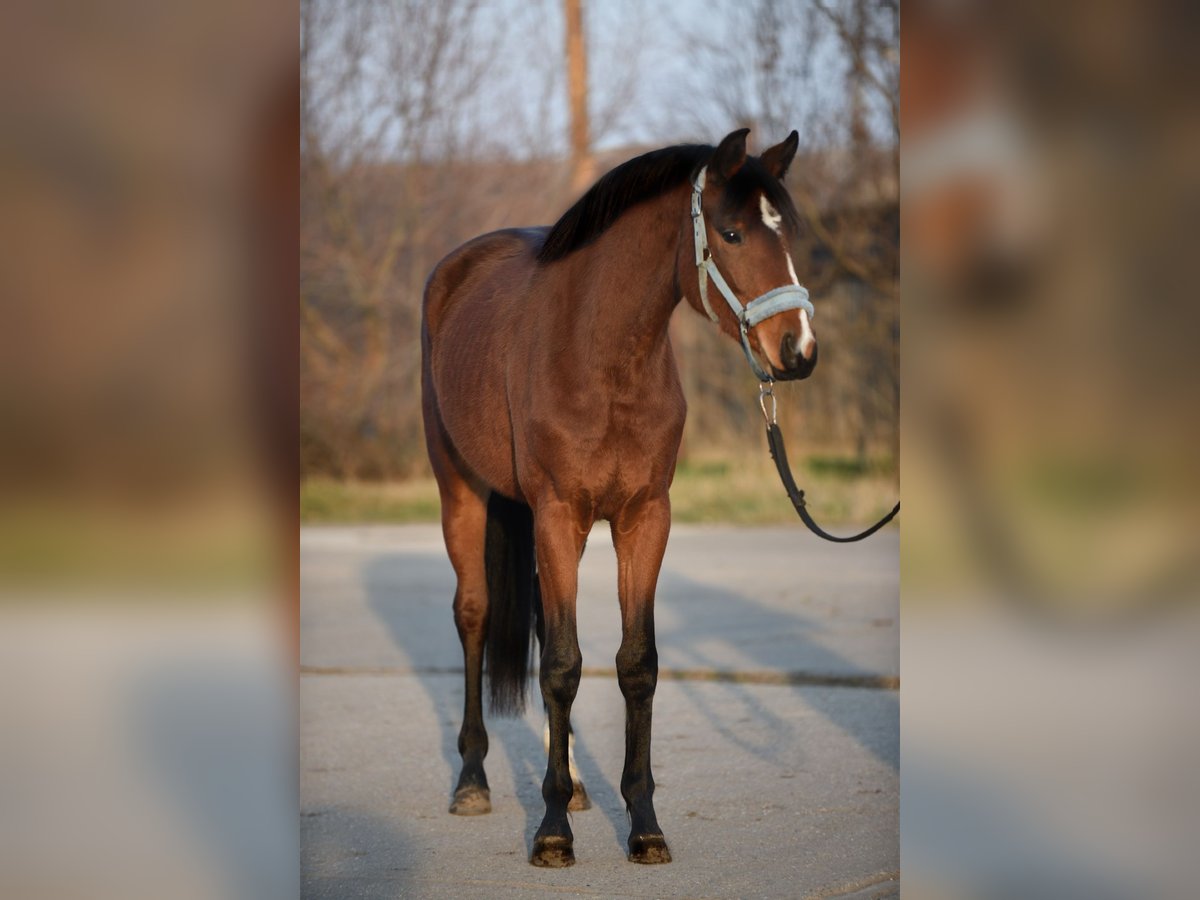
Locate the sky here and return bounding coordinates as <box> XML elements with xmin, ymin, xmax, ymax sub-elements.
<box><xmin>303</xmin><ymin>0</ymin><xmax>889</xmax><ymax>163</ymax></box>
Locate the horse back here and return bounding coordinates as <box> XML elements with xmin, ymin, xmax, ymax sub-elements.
<box><xmin>422</xmin><ymin>228</ymin><xmax>547</xmax><ymax>335</ymax></box>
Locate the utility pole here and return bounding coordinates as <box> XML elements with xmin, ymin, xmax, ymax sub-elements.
<box><xmin>564</xmin><ymin>0</ymin><xmax>594</xmax><ymax>192</ymax></box>
<box><xmin>847</xmin><ymin>0</ymin><xmax>870</xmax><ymax>154</ymax></box>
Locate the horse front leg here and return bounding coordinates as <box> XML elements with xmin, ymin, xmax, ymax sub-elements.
<box><xmin>529</xmin><ymin>500</ymin><xmax>586</xmax><ymax>867</ymax></box>
<box><xmin>611</xmin><ymin>497</ymin><xmax>672</xmax><ymax>863</ymax></box>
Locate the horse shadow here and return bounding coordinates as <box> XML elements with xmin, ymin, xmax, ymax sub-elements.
<box><xmin>362</xmin><ymin>553</ymin><xmax>621</xmax><ymax>853</ymax></box>
<box><xmin>362</xmin><ymin>534</ymin><xmax>896</xmax><ymax>856</ymax></box>
<box><xmin>652</xmin><ymin>565</ymin><xmax>898</xmax><ymax>774</ymax></box>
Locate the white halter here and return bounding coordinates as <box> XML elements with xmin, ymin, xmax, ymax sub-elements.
<box><xmin>690</xmin><ymin>166</ymin><xmax>814</xmax><ymax>382</ymax></box>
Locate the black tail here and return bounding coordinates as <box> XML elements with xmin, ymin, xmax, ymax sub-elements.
<box><xmin>484</xmin><ymin>492</ymin><xmax>539</xmax><ymax>716</ymax></box>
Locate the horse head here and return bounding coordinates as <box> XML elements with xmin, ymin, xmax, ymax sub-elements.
<box><xmin>684</xmin><ymin>128</ymin><xmax>817</xmax><ymax>382</ymax></box>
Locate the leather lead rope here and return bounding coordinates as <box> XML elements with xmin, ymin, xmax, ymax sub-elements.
<box><xmin>760</xmin><ymin>385</ymin><xmax>899</xmax><ymax>542</ymax></box>
<box><xmin>766</xmin><ymin>423</ymin><xmax>900</xmax><ymax>542</ymax></box>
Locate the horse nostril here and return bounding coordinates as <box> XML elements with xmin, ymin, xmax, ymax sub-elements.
<box><xmin>781</xmin><ymin>332</ymin><xmax>799</xmax><ymax>367</ymax></box>
<box><xmin>788</xmin><ymin>329</ymin><xmax>816</xmax><ymax>361</ymax></box>
<box><xmin>779</xmin><ymin>332</ymin><xmax>817</xmax><ymax>378</ymax></box>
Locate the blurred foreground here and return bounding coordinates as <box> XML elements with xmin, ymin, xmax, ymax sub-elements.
<box><xmin>1</xmin><ymin>1</ymin><xmax>296</xmax><ymax>898</ymax></box>
<box><xmin>903</xmin><ymin>1</ymin><xmax>1200</xmax><ymax>897</ymax></box>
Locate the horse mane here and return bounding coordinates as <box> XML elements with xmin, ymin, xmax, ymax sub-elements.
<box><xmin>537</xmin><ymin>143</ymin><xmax>801</xmax><ymax>264</ymax></box>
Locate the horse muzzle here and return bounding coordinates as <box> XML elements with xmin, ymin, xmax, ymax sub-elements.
<box><xmin>773</xmin><ymin>331</ymin><xmax>818</xmax><ymax>381</ymax></box>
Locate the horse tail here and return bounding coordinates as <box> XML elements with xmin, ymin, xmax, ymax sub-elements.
<box><xmin>484</xmin><ymin>492</ymin><xmax>539</xmax><ymax>716</ymax></box>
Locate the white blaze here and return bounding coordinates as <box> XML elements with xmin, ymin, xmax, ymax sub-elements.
<box><xmin>761</xmin><ymin>193</ymin><xmax>816</xmax><ymax>361</ymax></box>
<box><xmin>783</xmin><ymin>250</ymin><xmax>815</xmax><ymax>357</ymax></box>
<box><xmin>786</xmin><ymin>251</ymin><xmax>800</xmax><ymax>286</ymax></box>
<box><xmin>797</xmin><ymin>307</ymin><xmax>816</xmax><ymax>359</ymax></box>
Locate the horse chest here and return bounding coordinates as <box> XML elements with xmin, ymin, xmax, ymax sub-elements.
<box><xmin>523</xmin><ymin>390</ymin><xmax>683</xmax><ymax>517</ymax></box>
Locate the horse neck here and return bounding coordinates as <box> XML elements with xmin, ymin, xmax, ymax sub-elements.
<box><xmin>557</xmin><ymin>186</ymin><xmax>688</xmax><ymax>371</ymax></box>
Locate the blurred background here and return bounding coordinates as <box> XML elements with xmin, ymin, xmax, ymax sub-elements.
<box><xmin>1</xmin><ymin>1</ymin><xmax>297</xmax><ymax>898</ymax></box>
<box><xmin>299</xmin><ymin>0</ymin><xmax>900</xmax><ymax>527</ymax></box>
<box><xmin>3</xmin><ymin>2</ymin><xmax>897</xmax><ymax>898</ymax></box>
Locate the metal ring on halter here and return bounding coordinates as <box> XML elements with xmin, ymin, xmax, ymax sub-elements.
<box><xmin>758</xmin><ymin>382</ymin><xmax>776</xmax><ymax>424</ymax></box>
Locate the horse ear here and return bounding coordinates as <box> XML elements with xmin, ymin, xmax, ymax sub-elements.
<box><xmin>761</xmin><ymin>130</ymin><xmax>799</xmax><ymax>179</ymax></box>
<box><xmin>710</xmin><ymin>128</ymin><xmax>750</xmax><ymax>181</ymax></box>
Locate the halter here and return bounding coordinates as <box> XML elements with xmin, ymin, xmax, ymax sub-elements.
<box><xmin>691</xmin><ymin>166</ymin><xmax>815</xmax><ymax>382</ymax></box>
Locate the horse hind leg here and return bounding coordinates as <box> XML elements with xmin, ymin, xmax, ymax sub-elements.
<box><xmin>445</xmin><ymin>490</ymin><xmax>492</xmax><ymax>816</ymax></box>
<box><xmin>425</xmin><ymin>417</ymin><xmax>493</xmax><ymax>815</ymax></box>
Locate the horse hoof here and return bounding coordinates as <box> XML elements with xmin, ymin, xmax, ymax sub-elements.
<box><xmin>530</xmin><ymin>835</ymin><xmax>576</xmax><ymax>867</ymax></box>
<box><xmin>628</xmin><ymin>833</ymin><xmax>672</xmax><ymax>864</ymax></box>
<box><xmin>568</xmin><ymin>781</ymin><xmax>592</xmax><ymax>811</ymax></box>
<box><xmin>449</xmin><ymin>787</ymin><xmax>491</xmax><ymax>816</ymax></box>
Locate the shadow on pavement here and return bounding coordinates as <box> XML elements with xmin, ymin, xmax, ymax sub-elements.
<box><xmin>656</xmin><ymin>568</ymin><xmax>898</xmax><ymax>772</ymax></box>
<box><xmin>362</xmin><ymin>553</ymin><xmax>630</xmax><ymax>855</ymax></box>
<box><xmin>361</xmin><ymin>538</ymin><xmax>896</xmax><ymax>858</ymax></box>
<box><xmin>301</xmin><ymin>805</ymin><xmax>414</xmax><ymax>900</ymax></box>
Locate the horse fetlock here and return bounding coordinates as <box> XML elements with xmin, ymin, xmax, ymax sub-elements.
<box><xmin>456</xmin><ymin>725</ymin><xmax>488</xmax><ymax>757</ymax></box>
<box><xmin>568</xmin><ymin>779</ymin><xmax>592</xmax><ymax>811</ymax></box>
<box><xmin>621</xmin><ymin>773</ymin><xmax>656</xmax><ymax>806</ymax></box>
<box><xmin>542</xmin><ymin>768</ymin><xmax>576</xmax><ymax>807</ymax></box>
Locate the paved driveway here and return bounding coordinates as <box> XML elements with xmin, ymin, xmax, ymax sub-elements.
<box><xmin>301</xmin><ymin>524</ymin><xmax>898</xmax><ymax>899</ymax></box>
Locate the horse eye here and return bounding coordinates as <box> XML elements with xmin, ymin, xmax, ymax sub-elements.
<box><xmin>720</xmin><ymin>229</ymin><xmax>742</xmax><ymax>245</ymax></box>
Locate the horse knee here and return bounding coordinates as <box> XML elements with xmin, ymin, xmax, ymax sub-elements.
<box><xmin>540</xmin><ymin>644</ymin><xmax>582</xmax><ymax>707</ymax></box>
<box><xmin>616</xmin><ymin>641</ymin><xmax>658</xmax><ymax>704</ymax></box>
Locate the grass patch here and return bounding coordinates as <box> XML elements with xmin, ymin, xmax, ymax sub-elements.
<box><xmin>301</xmin><ymin>478</ymin><xmax>442</xmax><ymax>524</ymax></box>
<box><xmin>670</xmin><ymin>455</ymin><xmax>896</xmax><ymax>525</ymax></box>
<box><xmin>806</xmin><ymin>454</ymin><xmax>896</xmax><ymax>480</ymax></box>
<box><xmin>302</xmin><ymin>455</ymin><xmax>899</xmax><ymax>528</ymax></box>
<box><xmin>675</xmin><ymin>459</ymin><xmax>731</xmax><ymax>478</ymax></box>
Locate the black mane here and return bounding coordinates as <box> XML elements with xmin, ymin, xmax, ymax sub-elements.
<box><xmin>537</xmin><ymin>143</ymin><xmax>801</xmax><ymax>264</ymax></box>
<box><xmin>538</xmin><ymin>145</ymin><xmax>708</xmax><ymax>263</ymax></box>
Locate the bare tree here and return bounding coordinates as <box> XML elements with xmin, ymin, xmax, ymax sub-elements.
<box><xmin>662</xmin><ymin>0</ymin><xmax>898</xmax><ymax>466</ymax></box>
<box><xmin>300</xmin><ymin>0</ymin><xmax>511</xmax><ymax>477</ymax></box>
<box><xmin>299</xmin><ymin>0</ymin><xmax>897</xmax><ymax>480</ymax></box>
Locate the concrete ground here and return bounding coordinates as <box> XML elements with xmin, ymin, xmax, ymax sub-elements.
<box><xmin>301</xmin><ymin>524</ymin><xmax>898</xmax><ymax>899</ymax></box>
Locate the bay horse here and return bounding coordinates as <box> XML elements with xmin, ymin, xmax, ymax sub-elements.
<box><xmin>421</xmin><ymin>129</ymin><xmax>817</xmax><ymax>867</ymax></box>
